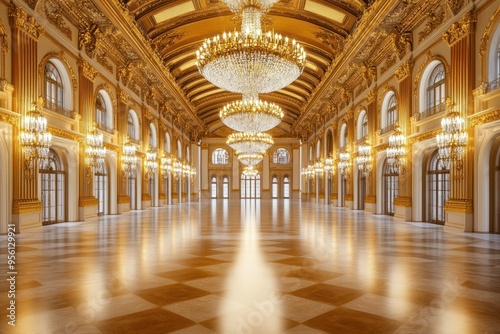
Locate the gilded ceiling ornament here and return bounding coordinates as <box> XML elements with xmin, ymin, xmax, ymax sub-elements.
<box><xmin>381</xmin><ymin>53</ymin><xmax>396</xmax><ymax>74</ymax></box>
<box><xmin>118</xmin><ymin>89</ymin><xmax>130</xmax><ymax>104</ymax></box>
<box><xmin>44</xmin><ymin>0</ymin><xmax>72</xmax><ymax>40</ymax></box>
<box><xmin>366</xmin><ymin>89</ymin><xmax>376</xmax><ymax>104</ymax></box>
<box><xmin>117</xmin><ymin>63</ymin><xmax>132</xmax><ymax>86</ymax></box>
<box><xmin>97</xmin><ymin>51</ymin><xmax>113</xmax><ymax>74</ymax></box>
<box><xmin>152</xmin><ymin>30</ymin><xmax>185</xmax><ymax>54</ymax></box>
<box><xmin>396</xmin><ymin>31</ymin><xmax>412</xmax><ymax>60</ymax></box>
<box><xmin>446</xmin><ymin>0</ymin><xmax>464</xmax><ymax>15</ymax></box>
<box><xmin>442</xmin><ymin>11</ymin><xmax>476</xmax><ymax>46</ymax></box>
<box><xmin>395</xmin><ymin>60</ymin><xmax>413</xmax><ymax>82</ymax></box>
<box><xmin>418</xmin><ymin>5</ymin><xmax>445</xmax><ymax>43</ymax></box>
<box><xmin>78</xmin><ymin>24</ymin><xmax>100</xmax><ymax>58</ymax></box>
<box><xmin>315</xmin><ymin>30</ymin><xmax>345</xmax><ymax>53</ymax></box>
<box><xmin>8</xmin><ymin>4</ymin><xmax>44</xmax><ymax>40</ymax></box>
<box><xmin>77</xmin><ymin>58</ymin><xmax>99</xmax><ymax>81</ymax></box>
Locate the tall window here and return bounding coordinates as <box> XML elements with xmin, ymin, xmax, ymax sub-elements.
<box><xmin>387</xmin><ymin>95</ymin><xmax>397</xmax><ymax>128</ymax></box>
<box><xmin>383</xmin><ymin>159</ymin><xmax>398</xmax><ymax>216</ymax></box>
<box><xmin>40</xmin><ymin>149</ymin><xmax>65</xmax><ymax>224</ymax></box>
<box><xmin>212</xmin><ymin>148</ymin><xmax>229</xmax><ymax>164</ymax></box>
<box><xmin>361</xmin><ymin>114</ymin><xmax>368</xmax><ymax>139</ymax></box>
<box><xmin>426</xmin><ymin>63</ymin><xmax>445</xmax><ymax>109</ymax></box>
<box><xmin>272</xmin><ymin>176</ymin><xmax>278</xmax><ymax>198</ymax></box>
<box><xmin>95</xmin><ymin>93</ymin><xmax>107</xmax><ymax>128</ymax></box>
<box><xmin>149</xmin><ymin>124</ymin><xmax>156</xmax><ymax>148</ymax></box>
<box><xmin>44</xmin><ymin>61</ymin><xmax>64</xmax><ymax>113</ymax></box>
<box><xmin>283</xmin><ymin>176</ymin><xmax>290</xmax><ymax>198</ymax></box>
<box><xmin>127</xmin><ymin>112</ymin><xmax>135</xmax><ymax>140</ymax></box>
<box><xmin>94</xmin><ymin>163</ymin><xmax>108</xmax><ymax>216</ymax></box>
<box><xmin>165</xmin><ymin>132</ymin><xmax>171</xmax><ymax>153</ymax></box>
<box><xmin>427</xmin><ymin>152</ymin><xmax>450</xmax><ymax>225</ymax></box>
<box><xmin>222</xmin><ymin>176</ymin><xmax>229</xmax><ymax>199</ymax></box>
<box><xmin>211</xmin><ymin>176</ymin><xmax>217</xmax><ymax>198</ymax></box>
<box><xmin>127</xmin><ymin>172</ymin><xmax>136</xmax><ymax>210</ymax></box>
<box><xmin>273</xmin><ymin>148</ymin><xmax>290</xmax><ymax>164</ymax></box>
<box><xmin>241</xmin><ymin>174</ymin><xmax>261</xmax><ymax>199</ymax></box>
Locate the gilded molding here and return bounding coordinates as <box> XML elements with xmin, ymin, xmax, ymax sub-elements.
<box><xmin>0</xmin><ymin>110</ymin><xmax>19</xmax><ymax>125</ymax></box>
<box><xmin>396</xmin><ymin>31</ymin><xmax>413</xmax><ymax>59</ymax></box>
<box><xmin>381</xmin><ymin>53</ymin><xmax>397</xmax><ymax>75</ymax></box>
<box><xmin>469</xmin><ymin>109</ymin><xmax>500</xmax><ymax>128</ymax></box>
<box><xmin>142</xmin><ymin>194</ymin><xmax>152</xmax><ymax>201</ymax></box>
<box><xmin>413</xmin><ymin>53</ymin><xmax>450</xmax><ymax>97</ymax></box>
<box><xmin>44</xmin><ymin>0</ymin><xmax>72</xmax><ymax>40</ymax></box>
<box><xmin>442</xmin><ymin>12</ymin><xmax>476</xmax><ymax>46</ymax></box>
<box><xmin>78</xmin><ymin>24</ymin><xmax>100</xmax><ymax>58</ymax></box>
<box><xmin>395</xmin><ymin>60</ymin><xmax>413</xmax><ymax>82</ymax></box>
<box><xmin>118</xmin><ymin>89</ymin><xmax>130</xmax><ymax>104</ymax></box>
<box><xmin>418</xmin><ymin>5</ymin><xmax>445</xmax><ymax>42</ymax></box>
<box><xmin>374</xmin><ymin>143</ymin><xmax>389</xmax><ymax>153</ymax></box>
<box><xmin>12</xmin><ymin>200</ymin><xmax>42</xmax><ymax>214</ymax></box>
<box><xmin>8</xmin><ymin>4</ymin><xmax>44</xmax><ymax>40</ymax></box>
<box><xmin>118</xmin><ymin>195</ymin><xmax>130</xmax><ymax>204</ymax></box>
<box><xmin>77</xmin><ymin>59</ymin><xmax>99</xmax><ymax>81</ymax></box>
<box><xmin>79</xmin><ymin>196</ymin><xmax>98</xmax><ymax>207</ymax></box>
<box><xmin>366</xmin><ymin>89</ymin><xmax>376</xmax><ymax>104</ymax></box>
<box><xmin>408</xmin><ymin>129</ymin><xmax>441</xmax><ymax>145</ymax></box>
<box><xmin>479</xmin><ymin>6</ymin><xmax>500</xmax><ymax>59</ymax></box>
<box><xmin>444</xmin><ymin>198</ymin><xmax>473</xmax><ymax>214</ymax></box>
<box><xmin>447</xmin><ymin>0</ymin><xmax>464</xmax><ymax>15</ymax></box>
<box><xmin>365</xmin><ymin>195</ymin><xmax>376</xmax><ymax>204</ymax></box>
<box><xmin>48</xmin><ymin>126</ymin><xmax>83</xmax><ymax>143</ymax></box>
<box><xmin>394</xmin><ymin>196</ymin><xmax>412</xmax><ymax>207</ymax></box>
<box><xmin>97</xmin><ymin>51</ymin><xmax>113</xmax><ymax>74</ymax></box>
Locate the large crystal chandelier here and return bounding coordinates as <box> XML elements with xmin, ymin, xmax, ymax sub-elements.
<box><xmin>220</xmin><ymin>94</ymin><xmax>284</xmax><ymax>132</ymax></box>
<box><xmin>20</xmin><ymin>97</ymin><xmax>52</xmax><ymax>164</ymax></box>
<box><xmin>338</xmin><ymin>147</ymin><xmax>351</xmax><ymax>179</ymax></box>
<box><xmin>356</xmin><ymin>139</ymin><xmax>372</xmax><ymax>177</ymax></box>
<box><xmin>145</xmin><ymin>145</ymin><xmax>158</xmax><ymax>179</ymax></box>
<box><xmin>86</xmin><ymin>124</ymin><xmax>106</xmax><ymax>172</ymax></box>
<box><xmin>301</xmin><ymin>163</ymin><xmax>314</xmax><ymax>181</ymax></box>
<box><xmin>122</xmin><ymin>139</ymin><xmax>138</xmax><ymax>177</ymax></box>
<box><xmin>436</xmin><ymin>99</ymin><xmax>467</xmax><ymax>170</ymax></box>
<box><xmin>386</xmin><ymin>124</ymin><xmax>406</xmax><ymax>173</ymax></box>
<box><xmin>227</xmin><ymin>132</ymin><xmax>273</xmax><ymax>154</ymax></box>
<box><xmin>196</xmin><ymin>2</ymin><xmax>306</xmax><ymax>95</ymax></box>
<box><xmin>237</xmin><ymin>152</ymin><xmax>264</xmax><ymax>166</ymax></box>
<box><xmin>242</xmin><ymin>166</ymin><xmax>259</xmax><ymax>177</ymax></box>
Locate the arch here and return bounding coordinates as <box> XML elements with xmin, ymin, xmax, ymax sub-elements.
<box><xmin>339</xmin><ymin>122</ymin><xmax>348</xmax><ymax>149</ymax></box>
<box><xmin>283</xmin><ymin>175</ymin><xmax>290</xmax><ymax>199</ymax></box>
<box><xmin>211</xmin><ymin>175</ymin><xmax>217</xmax><ymax>198</ymax></box>
<box><xmin>95</xmin><ymin>89</ymin><xmax>114</xmax><ymax>131</ymax></box>
<box><xmin>418</xmin><ymin>60</ymin><xmax>447</xmax><ymax>114</ymax></box>
<box><xmin>39</xmin><ymin>53</ymin><xmax>76</xmax><ymax>113</ymax></box>
<box><xmin>94</xmin><ymin>159</ymin><xmax>109</xmax><ymax>216</ymax></box>
<box><xmin>273</xmin><ymin>148</ymin><xmax>290</xmax><ymax>164</ymax></box>
<box><xmin>272</xmin><ymin>175</ymin><xmax>279</xmax><ymax>198</ymax></box>
<box><xmin>488</xmin><ymin>19</ymin><xmax>500</xmax><ymax>82</ymax></box>
<box><xmin>212</xmin><ymin>148</ymin><xmax>229</xmax><ymax>164</ymax></box>
<box><xmin>222</xmin><ymin>175</ymin><xmax>229</xmax><ymax>198</ymax></box>
<box><xmin>326</xmin><ymin>130</ymin><xmax>333</xmax><ymax>155</ymax></box>
<box><xmin>149</xmin><ymin>123</ymin><xmax>157</xmax><ymax>148</ymax></box>
<box><xmin>426</xmin><ymin>150</ymin><xmax>450</xmax><ymax>225</ymax></box>
<box><xmin>127</xmin><ymin>109</ymin><xmax>140</xmax><ymax>141</ymax></box>
<box><xmin>381</xmin><ymin>91</ymin><xmax>397</xmax><ymax>131</ymax></box>
<box><xmin>164</xmin><ymin>132</ymin><xmax>171</xmax><ymax>153</ymax></box>
<box><xmin>357</xmin><ymin>110</ymin><xmax>368</xmax><ymax>140</ymax></box>
<box><xmin>40</xmin><ymin>149</ymin><xmax>66</xmax><ymax>224</ymax></box>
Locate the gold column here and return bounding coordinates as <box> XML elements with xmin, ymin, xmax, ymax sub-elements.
<box><xmin>346</xmin><ymin>108</ymin><xmax>354</xmax><ymax>203</ymax></box>
<box><xmin>331</xmin><ymin>118</ymin><xmax>338</xmax><ymax>201</ymax></box>
<box><xmin>365</xmin><ymin>90</ymin><xmax>377</xmax><ymax>203</ymax></box>
<box><xmin>9</xmin><ymin>5</ymin><xmax>44</xmax><ymax>223</ymax></box>
<box><xmin>117</xmin><ymin>88</ymin><xmax>130</xmax><ymax>205</ymax></box>
<box><xmin>77</xmin><ymin>58</ymin><xmax>99</xmax><ymax>210</ymax></box>
<box><xmin>442</xmin><ymin>12</ymin><xmax>476</xmax><ymax>228</ymax></box>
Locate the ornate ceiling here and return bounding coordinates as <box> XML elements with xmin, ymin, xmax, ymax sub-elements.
<box><xmin>34</xmin><ymin>0</ymin><xmax>450</xmax><ymax>140</ymax></box>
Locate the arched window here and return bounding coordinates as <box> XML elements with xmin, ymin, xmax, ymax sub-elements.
<box><xmin>241</xmin><ymin>173</ymin><xmax>261</xmax><ymax>199</ymax></box>
<box><xmin>283</xmin><ymin>176</ymin><xmax>290</xmax><ymax>199</ymax></box>
<box><xmin>273</xmin><ymin>148</ymin><xmax>290</xmax><ymax>164</ymax></box>
<box><xmin>357</xmin><ymin>111</ymin><xmax>368</xmax><ymax>140</ymax></box>
<box><xmin>326</xmin><ymin>131</ymin><xmax>333</xmax><ymax>156</ymax></box>
<box><xmin>40</xmin><ymin>149</ymin><xmax>65</xmax><ymax>224</ymax></box>
<box><xmin>44</xmin><ymin>61</ymin><xmax>64</xmax><ymax>113</ymax></box>
<box><xmin>127</xmin><ymin>110</ymin><xmax>139</xmax><ymax>142</ymax></box>
<box><xmin>340</xmin><ymin>123</ymin><xmax>348</xmax><ymax>149</ymax></box>
<box><xmin>164</xmin><ymin>132</ymin><xmax>171</xmax><ymax>153</ymax></box>
<box><xmin>427</xmin><ymin>151</ymin><xmax>450</xmax><ymax>225</ymax></box>
<box><xmin>381</xmin><ymin>92</ymin><xmax>397</xmax><ymax>133</ymax></box>
<box><xmin>149</xmin><ymin>123</ymin><xmax>156</xmax><ymax>148</ymax></box>
<box><xmin>488</xmin><ymin>24</ymin><xmax>500</xmax><ymax>84</ymax></box>
<box><xmin>222</xmin><ymin>176</ymin><xmax>229</xmax><ymax>199</ymax></box>
<box><xmin>94</xmin><ymin>162</ymin><xmax>108</xmax><ymax>216</ymax></box>
<box><xmin>272</xmin><ymin>176</ymin><xmax>278</xmax><ymax>198</ymax></box>
<box><xmin>387</xmin><ymin>95</ymin><xmax>397</xmax><ymax>128</ymax></box>
<box><xmin>212</xmin><ymin>148</ymin><xmax>229</xmax><ymax>164</ymax></box>
<box><xmin>383</xmin><ymin>159</ymin><xmax>398</xmax><ymax>216</ymax></box>
<box><xmin>211</xmin><ymin>176</ymin><xmax>217</xmax><ymax>198</ymax></box>
<box><xmin>426</xmin><ymin>63</ymin><xmax>445</xmax><ymax>110</ymax></box>
<box><xmin>96</xmin><ymin>92</ymin><xmax>107</xmax><ymax>128</ymax></box>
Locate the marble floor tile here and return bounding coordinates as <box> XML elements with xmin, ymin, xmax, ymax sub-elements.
<box><xmin>342</xmin><ymin>293</ymin><xmax>420</xmax><ymax>321</ymax></box>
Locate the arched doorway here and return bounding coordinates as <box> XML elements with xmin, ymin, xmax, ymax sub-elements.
<box><xmin>283</xmin><ymin>176</ymin><xmax>290</xmax><ymax>199</ymax></box>
<box><xmin>383</xmin><ymin>159</ymin><xmax>398</xmax><ymax>216</ymax></box>
<box><xmin>40</xmin><ymin>149</ymin><xmax>66</xmax><ymax>224</ymax></box>
<box><xmin>272</xmin><ymin>176</ymin><xmax>278</xmax><ymax>198</ymax></box>
<box><xmin>427</xmin><ymin>151</ymin><xmax>450</xmax><ymax>225</ymax></box>
<box><xmin>241</xmin><ymin>173</ymin><xmax>261</xmax><ymax>199</ymax></box>
<box><xmin>222</xmin><ymin>176</ymin><xmax>229</xmax><ymax>199</ymax></box>
<box><xmin>94</xmin><ymin>163</ymin><xmax>108</xmax><ymax>216</ymax></box>
<box><xmin>211</xmin><ymin>176</ymin><xmax>217</xmax><ymax>199</ymax></box>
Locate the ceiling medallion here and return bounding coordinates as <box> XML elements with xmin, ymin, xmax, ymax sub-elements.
<box><xmin>227</xmin><ymin>132</ymin><xmax>274</xmax><ymax>153</ymax></box>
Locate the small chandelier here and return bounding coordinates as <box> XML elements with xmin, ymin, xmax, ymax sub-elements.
<box><xmin>356</xmin><ymin>139</ymin><xmax>372</xmax><ymax>177</ymax></box>
<box><xmin>122</xmin><ymin>139</ymin><xmax>137</xmax><ymax>177</ymax></box>
<box><xmin>86</xmin><ymin>124</ymin><xmax>106</xmax><ymax>172</ymax></box>
<box><xmin>196</xmin><ymin>4</ymin><xmax>306</xmax><ymax>95</ymax></box>
<box><xmin>242</xmin><ymin>166</ymin><xmax>259</xmax><ymax>177</ymax></box>
<box><xmin>436</xmin><ymin>99</ymin><xmax>467</xmax><ymax>170</ymax></box>
<box><xmin>338</xmin><ymin>147</ymin><xmax>351</xmax><ymax>179</ymax></box>
<box><xmin>182</xmin><ymin>162</ymin><xmax>191</xmax><ymax>176</ymax></box>
<box><xmin>301</xmin><ymin>163</ymin><xmax>315</xmax><ymax>180</ymax></box>
<box><xmin>227</xmin><ymin>132</ymin><xmax>273</xmax><ymax>154</ymax></box>
<box><xmin>172</xmin><ymin>158</ymin><xmax>183</xmax><ymax>179</ymax></box>
<box><xmin>161</xmin><ymin>153</ymin><xmax>172</xmax><ymax>179</ymax></box>
<box><xmin>20</xmin><ymin>97</ymin><xmax>52</xmax><ymax>165</ymax></box>
<box><xmin>386</xmin><ymin>124</ymin><xmax>406</xmax><ymax>173</ymax></box>
<box><xmin>324</xmin><ymin>155</ymin><xmax>335</xmax><ymax>176</ymax></box>
<box><xmin>145</xmin><ymin>145</ymin><xmax>158</xmax><ymax>179</ymax></box>
<box><xmin>314</xmin><ymin>160</ymin><xmax>324</xmax><ymax>175</ymax></box>
<box><xmin>237</xmin><ymin>151</ymin><xmax>264</xmax><ymax>166</ymax></box>
<box><xmin>220</xmin><ymin>94</ymin><xmax>284</xmax><ymax>132</ymax></box>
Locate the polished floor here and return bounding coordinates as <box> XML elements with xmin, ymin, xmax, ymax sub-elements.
<box><xmin>2</xmin><ymin>200</ymin><xmax>500</xmax><ymax>334</ymax></box>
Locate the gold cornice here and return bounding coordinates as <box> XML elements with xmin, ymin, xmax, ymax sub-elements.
<box><xmin>8</xmin><ymin>4</ymin><xmax>44</xmax><ymax>40</ymax></box>
<box><xmin>12</xmin><ymin>199</ymin><xmax>42</xmax><ymax>214</ymax></box>
<box><xmin>47</xmin><ymin>126</ymin><xmax>83</xmax><ymax>143</ymax></box>
<box><xmin>77</xmin><ymin>58</ymin><xmax>99</xmax><ymax>82</ymax></box>
<box><xmin>394</xmin><ymin>196</ymin><xmax>412</xmax><ymax>207</ymax></box>
<box><xmin>79</xmin><ymin>196</ymin><xmax>98</xmax><ymax>207</ymax></box>
<box><xmin>469</xmin><ymin>109</ymin><xmax>500</xmax><ymax>128</ymax></box>
<box><xmin>44</xmin><ymin>0</ymin><xmax>72</xmax><ymax>40</ymax></box>
<box><xmin>104</xmin><ymin>142</ymin><xmax>120</xmax><ymax>152</ymax></box>
<box><xmin>408</xmin><ymin>129</ymin><xmax>441</xmax><ymax>145</ymax></box>
<box><xmin>444</xmin><ymin>199</ymin><xmax>473</xmax><ymax>214</ymax></box>
<box><xmin>442</xmin><ymin>11</ymin><xmax>476</xmax><ymax>46</ymax></box>
<box><xmin>0</xmin><ymin>110</ymin><xmax>19</xmax><ymax>126</ymax></box>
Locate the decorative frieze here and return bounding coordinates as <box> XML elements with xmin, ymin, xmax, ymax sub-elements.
<box><xmin>79</xmin><ymin>196</ymin><xmax>98</xmax><ymax>207</ymax></box>
<box><xmin>444</xmin><ymin>198</ymin><xmax>473</xmax><ymax>214</ymax></box>
<box><xmin>469</xmin><ymin>109</ymin><xmax>500</xmax><ymax>128</ymax></box>
<box><xmin>78</xmin><ymin>24</ymin><xmax>100</xmax><ymax>58</ymax></box>
<box><xmin>395</xmin><ymin>60</ymin><xmax>413</xmax><ymax>82</ymax></box>
<box><xmin>12</xmin><ymin>199</ymin><xmax>42</xmax><ymax>214</ymax></box>
<box><xmin>44</xmin><ymin>0</ymin><xmax>72</xmax><ymax>40</ymax></box>
<box><xmin>418</xmin><ymin>5</ymin><xmax>445</xmax><ymax>43</ymax></box>
<box><xmin>442</xmin><ymin>12</ymin><xmax>476</xmax><ymax>46</ymax></box>
<box><xmin>394</xmin><ymin>196</ymin><xmax>412</xmax><ymax>207</ymax></box>
<box><xmin>8</xmin><ymin>4</ymin><xmax>44</xmax><ymax>40</ymax></box>
<box><xmin>77</xmin><ymin>58</ymin><xmax>98</xmax><ymax>81</ymax></box>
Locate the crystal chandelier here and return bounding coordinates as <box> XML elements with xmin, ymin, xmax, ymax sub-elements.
<box><xmin>220</xmin><ymin>94</ymin><xmax>284</xmax><ymax>132</ymax></box>
<box><xmin>122</xmin><ymin>139</ymin><xmax>138</xmax><ymax>177</ymax></box>
<box><xmin>436</xmin><ymin>100</ymin><xmax>467</xmax><ymax>170</ymax></box>
<box><xmin>172</xmin><ymin>158</ymin><xmax>183</xmax><ymax>179</ymax></box>
<box><xmin>242</xmin><ymin>166</ymin><xmax>259</xmax><ymax>177</ymax></box>
<box><xmin>182</xmin><ymin>162</ymin><xmax>191</xmax><ymax>176</ymax></box>
<box><xmin>338</xmin><ymin>147</ymin><xmax>351</xmax><ymax>179</ymax></box>
<box><xmin>386</xmin><ymin>124</ymin><xmax>406</xmax><ymax>173</ymax></box>
<box><xmin>227</xmin><ymin>132</ymin><xmax>273</xmax><ymax>154</ymax></box>
<box><xmin>20</xmin><ymin>97</ymin><xmax>52</xmax><ymax>164</ymax></box>
<box><xmin>196</xmin><ymin>3</ymin><xmax>306</xmax><ymax>95</ymax></box>
<box><xmin>356</xmin><ymin>139</ymin><xmax>372</xmax><ymax>177</ymax></box>
<box><xmin>237</xmin><ymin>152</ymin><xmax>264</xmax><ymax>166</ymax></box>
<box><xmin>86</xmin><ymin>124</ymin><xmax>106</xmax><ymax>172</ymax></box>
<box><xmin>301</xmin><ymin>163</ymin><xmax>315</xmax><ymax>180</ymax></box>
<box><xmin>145</xmin><ymin>145</ymin><xmax>158</xmax><ymax>179</ymax></box>
<box><xmin>222</xmin><ymin>0</ymin><xmax>279</xmax><ymax>13</ymax></box>
<box><xmin>314</xmin><ymin>160</ymin><xmax>324</xmax><ymax>175</ymax></box>
<box><xmin>324</xmin><ymin>155</ymin><xmax>335</xmax><ymax>176</ymax></box>
<box><xmin>161</xmin><ymin>153</ymin><xmax>172</xmax><ymax>179</ymax></box>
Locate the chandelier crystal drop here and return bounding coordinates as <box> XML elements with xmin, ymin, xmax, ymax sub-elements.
<box><xmin>301</xmin><ymin>163</ymin><xmax>315</xmax><ymax>180</ymax></box>
<box><xmin>227</xmin><ymin>132</ymin><xmax>274</xmax><ymax>153</ymax></box>
<box><xmin>338</xmin><ymin>148</ymin><xmax>351</xmax><ymax>178</ymax></box>
<box><xmin>161</xmin><ymin>153</ymin><xmax>172</xmax><ymax>178</ymax></box>
<box><xmin>237</xmin><ymin>152</ymin><xmax>264</xmax><ymax>166</ymax></box>
<box><xmin>386</xmin><ymin>124</ymin><xmax>406</xmax><ymax>173</ymax></box>
<box><xmin>122</xmin><ymin>139</ymin><xmax>138</xmax><ymax>176</ymax></box>
<box><xmin>436</xmin><ymin>100</ymin><xmax>467</xmax><ymax>169</ymax></box>
<box><xmin>324</xmin><ymin>155</ymin><xmax>334</xmax><ymax>174</ymax></box>
<box><xmin>356</xmin><ymin>140</ymin><xmax>372</xmax><ymax>177</ymax></box>
<box><xmin>220</xmin><ymin>94</ymin><xmax>284</xmax><ymax>132</ymax></box>
<box><xmin>242</xmin><ymin>166</ymin><xmax>259</xmax><ymax>177</ymax></box>
<box><xmin>145</xmin><ymin>145</ymin><xmax>158</xmax><ymax>179</ymax></box>
<box><xmin>196</xmin><ymin>3</ymin><xmax>306</xmax><ymax>95</ymax></box>
<box><xmin>86</xmin><ymin>125</ymin><xmax>106</xmax><ymax>171</ymax></box>
<box><xmin>20</xmin><ymin>97</ymin><xmax>52</xmax><ymax>162</ymax></box>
